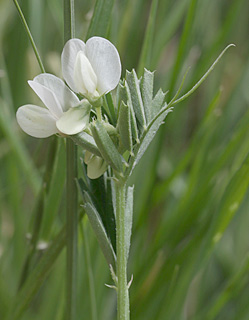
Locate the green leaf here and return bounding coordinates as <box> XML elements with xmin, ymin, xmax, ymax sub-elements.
<box><xmin>152</xmin><ymin>0</ymin><xmax>188</xmax><ymax>67</ymax></box>
<box><xmin>125</xmin><ymin>80</ymin><xmax>140</xmax><ymax>143</ymax></box>
<box><xmin>103</xmin><ymin>92</ymin><xmax>117</xmax><ymax>125</ymax></box>
<box><xmin>40</xmin><ymin>139</ymin><xmax>66</xmax><ymax>240</ymax></box>
<box><xmin>213</xmin><ymin>151</ymin><xmax>249</xmax><ymax>241</ymax></box>
<box><xmin>71</xmin><ymin>131</ymin><xmax>101</xmax><ymax>157</ymax></box>
<box><xmin>151</xmin><ymin>88</ymin><xmax>167</xmax><ymax>118</ymax></box>
<box><xmin>140</xmin><ymin>69</ymin><xmax>154</xmax><ymax>123</ymax></box>
<box><xmin>117</xmin><ymin>101</ymin><xmax>133</xmax><ymax>153</ymax></box>
<box><xmin>80</xmin><ymin>221</ymin><xmax>98</xmax><ymax>320</ymax></box>
<box><xmin>116</xmin><ymin>81</ymin><xmax>127</xmax><ymax>110</ymax></box>
<box><xmin>86</xmin><ymin>0</ymin><xmax>115</xmax><ymax>39</ymax></box>
<box><xmin>168</xmin><ymin>0</ymin><xmax>198</xmax><ymax>98</ymax></box>
<box><xmin>124</xmin><ymin>186</ymin><xmax>134</xmax><ymax>263</ymax></box>
<box><xmin>6</xmin><ymin>225</ymin><xmax>67</xmax><ymax>320</ymax></box>
<box><xmin>78</xmin><ymin>174</ymin><xmax>116</xmax><ymax>252</ymax></box>
<box><xmin>83</xmin><ymin>200</ymin><xmax>116</xmax><ymax>267</ymax></box>
<box><xmin>126</xmin><ymin>70</ymin><xmax>147</xmax><ymax>129</ymax></box>
<box><xmin>126</xmin><ymin>107</ymin><xmax>173</xmax><ymax>177</ymax></box>
<box><xmin>137</xmin><ymin>0</ymin><xmax>158</xmax><ymax>76</ymax></box>
<box><xmin>206</xmin><ymin>254</ymin><xmax>249</xmax><ymax>320</ymax></box>
<box><xmin>91</xmin><ymin>120</ymin><xmax>124</xmax><ymax>172</ymax></box>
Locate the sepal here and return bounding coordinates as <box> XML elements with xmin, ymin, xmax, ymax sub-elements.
<box><xmin>71</xmin><ymin>131</ymin><xmax>101</xmax><ymax>157</ymax></box>
<box><xmin>91</xmin><ymin>120</ymin><xmax>124</xmax><ymax>173</ymax></box>
<box><xmin>117</xmin><ymin>101</ymin><xmax>133</xmax><ymax>153</ymax></box>
<box><xmin>140</xmin><ymin>69</ymin><xmax>154</xmax><ymax>122</ymax></box>
<box><xmin>125</xmin><ymin>70</ymin><xmax>147</xmax><ymax>129</ymax></box>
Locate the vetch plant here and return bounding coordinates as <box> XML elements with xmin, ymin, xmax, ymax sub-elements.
<box><xmin>10</xmin><ymin>0</ymin><xmax>235</xmax><ymax>319</ymax></box>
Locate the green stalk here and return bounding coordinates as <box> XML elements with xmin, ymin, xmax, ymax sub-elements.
<box><xmin>66</xmin><ymin>139</ymin><xmax>78</xmax><ymax>320</ymax></box>
<box><xmin>115</xmin><ymin>180</ymin><xmax>130</xmax><ymax>320</ymax></box>
<box><xmin>96</xmin><ymin>107</ymin><xmax>102</xmax><ymax>121</ymax></box>
<box><xmin>64</xmin><ymin>0</ymin><xmax>77</xmax><ymax>319</ymax></box>
<box><xmin>80</xmin><ymin>221</ymin><xmax>98</xmax><ymax>320</ymax></box>
<box><xmin>12</xmin><ymin>0</ymin><xmax>45</xmax><ymax>73</ymax></box>
<box><xmin>64</xmin><ymin>0</ymin><xmax>75</xmax><ymax>40</ymax></box>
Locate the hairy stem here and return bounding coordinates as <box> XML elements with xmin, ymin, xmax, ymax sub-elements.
<box><xmin>115</xmin><ymin>181</ymin><xmax>130</xmax><ymax>320</ymax></box>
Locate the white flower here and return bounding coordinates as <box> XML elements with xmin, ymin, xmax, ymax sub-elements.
<box><xmin>16</xmin><ymin>73</ymin><xmax>91</xmax><ymax>138</ymax></box>
<box><xmin>84</xmin><ymin>151</ymin><xmax>108</xmax><ymax>179</ymax></box>
<box><xmin>61</xmin><ymin>36</ymin><xmax>121</xmax><ymax>101</ymax></box>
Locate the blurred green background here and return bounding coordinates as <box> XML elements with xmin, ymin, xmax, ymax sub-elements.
<box><xmin>0</xmin><ymin>0</ymin><xmax>249</xmax><ymax>319</ymax></box>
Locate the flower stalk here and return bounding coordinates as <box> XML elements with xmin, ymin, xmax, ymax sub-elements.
<box><xmin>115</xmin><ymin>180</ymin><xmax>130</xmax><ymax>320</ymax></box>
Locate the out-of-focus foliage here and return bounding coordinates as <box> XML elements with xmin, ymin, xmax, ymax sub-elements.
<box><xmin>0</xmin><ymin>0</ymin><xmax>249</xmax><ymax>319</ymax></box>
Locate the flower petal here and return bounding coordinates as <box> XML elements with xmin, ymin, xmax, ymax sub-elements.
<box><xmin>33</xmin><ymin>73</ymin><xmax>80</xmax><ymax>112</ymax></box>
<box><xmin>74</xmin><ymin>51</ymin><xmax>98</xmax><ymax>97</ymax></box>
<box><xmin>28</xmin><ymin>80</ymin><xmax>63</xmax><ymax>119</ymax></box>
<box><xmin>16</xmin><ymin>104</ymin><xmax>58</xmax><ymax>138</ymax></box>
<box><xmin>84</xmin><ymin>151</ymin><xmax>108</xmax><ymax>179</ymax></box>
<box><xmin>86</xmin><ymin>37</ymin><xmax>121</xmax><ymax>95</ymax></box>
<box><xmin>61</xmin><ymin>38</ymin><xmax>86</xmax><ymax>92</ymax></box>
<box><xmin>56</xmin><ymin>101</ymin><xmax>91</xmax><ymax>135</ymax></box>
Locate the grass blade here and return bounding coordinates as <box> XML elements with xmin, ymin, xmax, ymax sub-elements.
<box><xmin>137</xmin><ymin>0</ymin><xmax>158</xmax><ymax>76</ymax></box>
<box><xmin>86</xmin><ymin>0</ymin><xmax>115</xmax><ymax>39</ymax></box>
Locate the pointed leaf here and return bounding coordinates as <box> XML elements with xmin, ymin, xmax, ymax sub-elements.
<box><xmin>91</xmin><ymin>120</ymin><xmax>123</xmax><ymax>172</ymax></box>
<box><xmin>117</xmin><ymin>81</ymin><xmax>127</xmax><ymax>110</ymax></box>
<box><xmin>117</xmin><ymin>101</ymin><xmax>133</xmax><ymax>152</ymax></box>
<box><xmin>83</xmin><ymin>201</ymin><xmax>116</xmax><ymax>267</ymax></box>
<box><xmin>125</xmin><ymin>186</ymin><xmax>134</xmax><ymax>262</ymax></box>
<box><xmin>125</xmin><ymin>80</ymin><xmax>140</xmax><ymax>142</ymax></box>
<box><xmin>140</xmin><ymin>69</ymin><xmax>154</xmax><ymax>122</ymax></box>
<box><xmin>151</xmin><ymin>88</ymin><xmax>166</xmax><ymax>118</ymax></box>
<box><xmin>127</xmin><ymin>107</ymin><xmax>173</xmax><ymax>176</ymax></box>
<box><xmin>103</xmin><ymin>92</ymin><xmax>117</xmax><ymax>125</ymax></box>
<box><xmin>126</xmin><ymin>70</ymin><xmax>147</xmax><ymax>128</ymax></box>
<box><xmin>78</xmin><ymin>176</ymin><xmax>116</xmax><ymax>251</ymax></box>
<box><xmin>71</xmin><ymin>131</ymin><xmax>101</xmax><ymax>157</ymax></box>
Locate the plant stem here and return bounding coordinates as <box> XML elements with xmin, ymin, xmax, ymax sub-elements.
<box><xmin>80</xmin><ymin>221</ymin><xmax>98</xmax><ymax>320</ymax></box>
<box><xmin>64</xmin><ymin>0</ymin><xmax>75</xmax><ymax>40</ymax></box>
<box><xmin>115</xmin><ymin>180</ymin><xmax>130</xmax><ymax>320</ymax></box>
<box><xmin>96</xmin><ymin>107</ymin><xmax>102</xmax><ymax>121</ymax></box>
<box><xmin>64</xmin><ymin>0</ymin><xmax>77</xmax><ymax>319</ymax></box>
<box><xmin>13</xmin><ymin>0</ymin><xmax>45</xmax><ymax>73</ymax></box>
<box><xmin>66</xmin><ymin>139</ymin><xmax>78</xmax><ymax>320</ymax></box>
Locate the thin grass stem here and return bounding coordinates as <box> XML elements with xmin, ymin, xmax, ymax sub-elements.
<box><xmin>80</xmin><ymin>220</ymin><xmax>98</xmax><ymax>320</ymax></box>
<box><xmin>64</xmin><ymin>0</ymin><xmax>78</xmax><ymax>319</ymax></box>
<box><xmin>12</xmin><ymin>0</ymin><xmax>45</xmax><ymax>73</ymax></box>
<box><xmin>65</xmin><ymin>139</ymin><xmax>78</xmax><ymax>320</ymax></box>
